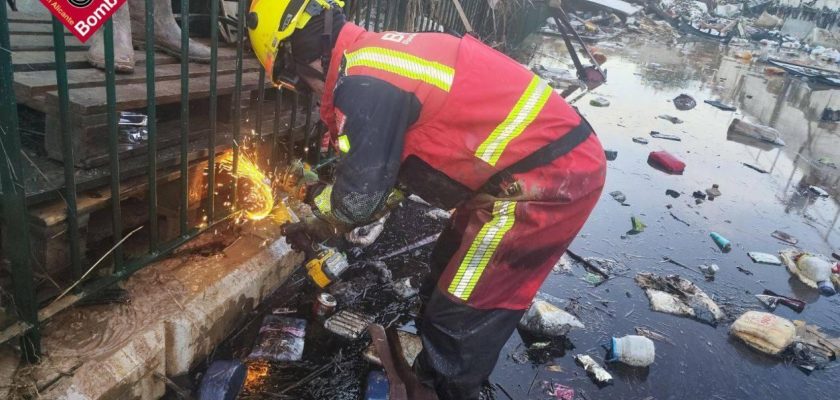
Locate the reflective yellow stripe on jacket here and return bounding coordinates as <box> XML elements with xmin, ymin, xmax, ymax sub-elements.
<box><xmin>475</xmin><ymin>76</ymin><xmax>553</xmax><ymax>166</ymax></box>
<box><xmin>448</xmin><ymin>201</ymin><xmax>517</xmax><ymax>301</ymax></box>
<box><xmin>344</xmin><ymin>47</ymin><xmax>455</xmax><ymax>92</ymax></box>
<box><xmin>313</xmin><ymin>185</ymin><xmax>333</xmax><ymax>215</ymax></box>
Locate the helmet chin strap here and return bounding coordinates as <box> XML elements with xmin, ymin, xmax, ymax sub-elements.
<box><xmin>293</xmin><ymin>4</ymin><xmax>335</xmax><ymax>84</ymax></box>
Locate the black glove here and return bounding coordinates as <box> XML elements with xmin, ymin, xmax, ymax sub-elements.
<box><xmin>281</xmin><ymin>215</ymin><xmax>339</xmax><ymax>248</ymax></box>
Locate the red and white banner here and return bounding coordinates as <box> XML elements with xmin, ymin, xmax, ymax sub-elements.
<box><xmin>38</xmin><ymin>0</ymin><xmax>127</xmax><ymax>43</ymax></box>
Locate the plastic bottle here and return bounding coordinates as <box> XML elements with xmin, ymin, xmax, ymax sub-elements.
<box><xmin>817</xmin><ymin>281</ymin><xmax>836</xmax><ymax>296</ymax></box>
<box><xmin>796</xmin><ymin>255</ymin><xmax>833</xmax><ymax>283</ymax></box>
<box><xmin>607</xmin><ymin>335</ymin><xmax>655</xmax><ymax>367</ymax></box>
<box><xmin>710</xmin><ymin>232</ymin><xmax>732</xmax><ymax>253</ymax></box>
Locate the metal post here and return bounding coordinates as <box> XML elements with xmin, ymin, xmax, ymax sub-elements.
<box><xmin>208</xmin><ymin>0</ymin><xmax>220</xmax><ymax>222</ymax></box>
<box><xmin>287</xmin><ymin>92</ymin><xmax>299</xmax><ymax>157</ymax></box>
<box><xmin>179</xmin><ymin>0</ymin><xmax>191</xmax><ymax>236</ymax></box>
<box><xmin>302</xmin><ymin>94</ymin><xmax>314</xmax><ymax>162</ymax></box>
<box><xmin>374</xmin><ymin>0</ymin><xmax>381</xmax><ymax>31</ymax></box>
<box><xmin>256</xmin><ymin>69</ymin><xmax>266</xmax><ymax>136</ymax></box>
<box><xmin>231</xmin><ymin>0</ymin><xmax>247</xmax><ymax>211</ymax></box>
<box><xmin>272</xmin><ymin>87</ymin><xmax>284</xmax><ymax>164</ymax></box>
<box><xmin>0</xmin><ymin>5</ymin><xmax>41</xmax><ymax>362</ymax></box>
<box><xmin>52</xmin><ymin>18</ymin><xmax>83</xmax><ymax>279</ymax></box>
<box><xmin>365</xmin><ymin>0</ymin><xmax>373</xmax><ymax>30</ymax></box>
<box><xmin>104</xmin><ymin>20</ymin><xmax>124</xmax><ymax>270</ymax></box>
<box><xmin>145</xmin><ymin>0</ymin><xmax>159</xmax><ymax>252</ymax></box>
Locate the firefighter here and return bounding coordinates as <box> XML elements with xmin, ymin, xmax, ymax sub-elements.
<box><xmin>249</xmin><ymin>1</ymin><xmax>606</xmax><ymax>398</ymax></box>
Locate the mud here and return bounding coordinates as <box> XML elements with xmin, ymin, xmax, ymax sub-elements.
<box><xmin>192</xmin><ymin>36</ymin><xmax>840</xmax><ymax>400</ymax></box>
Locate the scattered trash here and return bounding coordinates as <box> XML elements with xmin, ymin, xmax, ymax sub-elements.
<box><xmin>704</xmin><ymin>99</ymin><xmax>736</xmax><ymax>111</ymax></box>
<box><xmin>424</xmin><ymin>208</ymin><xmax>452</xmax><ymax>220</ymax></box>
<box><xmin>693</xmin><ymin>191</ymin><xmax>707</xmax><ymax>200</ymax></box>
<box><xmin>325</xmin><ymin>310</ymin><xmax>375</xmax><ymax>339</ymax></box>
<box><xmin>673</xmin><ymin>94</ymin><xmax>697</xmax><ymax>110</ymax></box>
<box><xmin>634</xmin><ymin>327</ymin><xmax>673</xmax><ymax>345</ymax></box>
<box><xmin>313</xmin><ymin>292</ymin><xmax>338</xmax><ymax>320</ymax></box>
<box><xmin>629</xmin><ymin>215</ymin><xmax>646</xmax><ymax>234</ymax></box>
<box><xmin>771</xmin><ymin>230</ymin><xmax>798</xmax><ymax>245</ymax></box>
<box><xmin>658</xmin><ymin>114</ymin><xmax>683</xmax><ymax>124</ymax></box>
<box><xmin>650</xmin><ymin>131</ymin><xmax>682</xmax><ymax>141</ymax></box>
<box><xmin>808</xmin><ymin>186</ymin><xmax>830</xmax><ymax>198</ymax></box>
<box><xmin>758</xmin><ymin>290</ymin><xmax>806</xmax><ymax>313</ymax></box>
<box><xmin>792</xmin><ymin>320</ymin><xmax>840</xmax><ymax>368</ymax></box>
<box><xmin>632</xmin><ymin>137</ymin><xmax>650</xmax><ymax>144</ymax></box>
<box><xmin>764</xmin><ymin>66</ymin><xmax>785</xmax><ymax>76</ymax></box>
<box><xmin>742</xmin><ymin>162</ymin><xmax>769</xmax><ymax>173</ymax></box>
<box><xmin>635</xmin><ymin>273</ymin><xmax>725</xmax><ymax>326</ymax></box>
<box><xmin>607</xmin><ymin>335</ymin><xmax>655</xmax><ymax>367</ymax></box>
<box><xmin>705</xmin><ymin>184</ymin><xmax>722</xmax><ymax>199</ymax></box>
<box><xmin>665</xmin><ymin>189</ymin><xmax>680</xmax><ymax>198</ymax></box>
<box><xmin>198</xmin><ymin>360</ymin><xmax>247</xmax><ymax>400</ymax></box>
<box><xmin>552</xmin><ymin>254</ymin><xmax>573</xmax><ymax>274</ymax></box>
<box><xmin>748</xmin><ymin>252</ymin><xmax>782</xmax><ymax>265</ymax></box>
<box><xmin>736</xmin><ymin>266</ymin><xmax>753</xmax><ymax>276</ymax></box>
<box><xmin>549</xmin><ymin>383</ymin><xmax>575</xmax><ymax>400</ymax></box>
<box><xmin>670</xmin><ymin>212</ymin><xmax>690</xmax><ymax>226</ymax></box>
<box><xmin>364</xmin><ymin>370</ymin><xmax>389</xmax><ymax>400</ymax></box>
<box><xmin>728</xmin><ymin>118</ymin><xmax>785</xmax><ymax>146</ymax></box>
<box><xmin>590</xmin><ymin>97</ymin><xmax>611</xmax><ymax>107</ymax></box>
<box><xmin>780</xmin><ymin>251</ymin><xmax>836</xmax><ymax>295</ymax></box>
<box><xmin>610</xmin><ymin>191</ymin><xmax>627</xmax><ymax>205</ymax></box>
<box><xmin>392</xmin><ymin>276</ymin><xmax>420</xmax><ymax>299</ymax></box>
<box><xmin>699</xmin><ymin>264</ymin><xmax>719</xmax><ymax>280</ymax></box>
<box><xmin>574</xmin><ymin>354</ymin><xmax>613</xmax><ymax>385</ymax></box>
<box><xmin>518</xmin><ymin>300</ymin><xmax>585</xmax><ymax>338</ymax></box>
<box><xmin>585</xmin><ymin>272</ymin><xmax>606</xmax><ymax>285</ymax></box>
<box><xmin>604</xmin><ymin>149</ymin><xmax>619</xmax><ymax>161</ymax></box>
<box><xmin>118</xmin><ymin>111</ymin><xmax>149</xmax><ymax>144</ymax></box>
<box><xmin>710</xmin><ymin>232</ymin><xmax>732</xmax><ymax>253</ymax></box>
<box><xmin>648</xmin><ymin>151</ymin><xmax>686</xmax><ymax>174</ymax></box>
<box><xmin>247</xmin><ymin>316</ymin><xmax>307</xmax><ymax>362</ymax></box>
<box><xmin>364</xmin><ymin>330</ymin><xmax>422</xmax><ymax>367</ymax></box>
<box><xmin>730</xmin><ymin>311</ymin><xmax>796</xmax><ymax>356</ymax></box>
<box><xmin>822</xmin><ymin>107</ymin><xmax>840</xmax><ymax>122</ymax></box>
<box><xmin>833</xmin><ymin>252</ymin><xmax>840</xmax><ymax>261</ymax></box>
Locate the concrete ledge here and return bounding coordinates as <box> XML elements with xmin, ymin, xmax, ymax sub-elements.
<box><xmin>1</xmin><ymin>220</ymin><xmax>303</xmax><ymax>399</ymax></box>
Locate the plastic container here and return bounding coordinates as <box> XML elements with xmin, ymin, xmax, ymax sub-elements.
<box><xmin>796</xmin><ymin>255</ymin><xmax>833</xmax><ymax>283</ymax></box>
<box><xmin>647</xmin><ymin>151</ymin><xmax>686</xmax><ymax>174</ymax></box>
<box><xmin>364</xmin><ymin>370</ymin><xmax>390</xmax><ymax>400</ymax></box>
<box><xmin>710</xmin><ymin>232</ymin><xmax>732</xmax><ymax>253</ymax></box>
<box><xmin>607</xmin><ymin>335</ymin><xmax>655</xmax><ymax>367</ymax></box>
<box><xmin>198</xmin><ymin>360</ymin><xmax>247</xmax><ymax>400</ymax></box>
<box><xmin>730</xmin><ymin>311</ymin><xmax>795</xmax><ymax>355</ymax></box>
<box><xmin>246</xmin><ymin>316</ymin><xmax>306</xmax><ymax>362</ymax></box>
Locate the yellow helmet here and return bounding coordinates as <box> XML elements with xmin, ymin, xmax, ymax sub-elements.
<box><xmin>247</xmin><ymin>0</ymin><xmax>345</xmax><ymax>88</ymax></box>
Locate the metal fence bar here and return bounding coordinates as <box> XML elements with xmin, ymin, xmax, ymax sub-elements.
<box><xmin>272</xmin><ymin>87</ymin><xmax>284</xmax><ymax>165</ymax></box>
<box><xmin>256</xmin><ymin>69</ymin><xmax>266</xmax><ymax>136</ymax></box>
<box><xmin>287</xmin><ymin>92</ymin><xmax>298</xmax><ymax>157</ymax></box>
<box><xmin>302</xmin><ymin>94</ymin><xmax>314</xmax><ymax>160</ymax></box>
<box><xmin>231</xmin><ymin>0</ymin><xmax>247</xmax><ymax>210</ymax></box>
<box><xmin>0</xmin><ymin>3</ymin><xmax>41</xmax><ymax>362</ymax></box>
<box><xmin>179</xmin><ymin>0</ymin><xmax>191</xmax><ymax>236</ymax></box>
<box><xmin>51</xmin><ymin>18</ymin><xmax>83</xmax><ymax>279</ymax></box>
<box><xmin>145</xmin><ymin>0</ymin><xmax>159</xmax><ymax>251</ymax></box>
<box><xmin>365</xmin><ymin>0</ymin><xmax>373</xmax><ymax>30</ymax></box>
<box><xmin>208</xmin><ymin>0</ymin><xmax>220</xmax><ymax>223</ymax></box>
<box><xmin>374</xmin><ymin>0</ymin><xmax>381</xmax><ymax>31</ymax></box>
<box><xmin>103</xmin><ymin>20</ymin><xmax>124</xmax><ymax>270</ymax></box>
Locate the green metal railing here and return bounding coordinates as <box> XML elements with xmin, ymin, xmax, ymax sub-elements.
<box><xmin>0</xmin><ymin>0</ymin><xmax>544</xmax><ymax>362</ymax></box>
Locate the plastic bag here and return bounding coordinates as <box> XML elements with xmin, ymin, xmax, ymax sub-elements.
<box><xmin>246</xmin><ymin>316</ymin><xmax>306</xmax><ymax>362</ymax></box>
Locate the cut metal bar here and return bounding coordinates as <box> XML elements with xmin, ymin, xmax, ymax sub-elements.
<box><xmin>287</xmin><ymin>91</ymin><xmax>299</xmax><ymax>157</ymax></box>
<box><xmin>104</xmin><ymin>20</ymin><xmax>124</xmax><ymax>269</ymax></box>
<box><xmin>208</xmin><ymin>0</ymin><xmax>220</xmax><ymax>222</ymax></box>
<box><xmin>272</xmin><ymin>87</ymin><xmax>284</xmax><ymax>165</ymax></box>
<box><xmin>365</xmin><ymin>0</ymin><xmax>372</xmax><ymax>30</ymax></box>
<box><xmin>179</xmin><ymin>0</ymin><xmax>191</xmax><ymax>235</ymax></box>
<box><xmin>451</xmin><ymin>0</ymin><xmax>474</xmax><ymax>33</ymax></box>
<box><xmin>52</xmin><ymin>18</ymin><xmax>83</xmax><ymax>279</ymax></box>
<box><xmin>0</xmin><ymin>3</ymin><xmax>41</xmax><ymax>361</ymax></box>
<box><xmin>302</xmin><ymin>94</ymin><xmax>314</xmax><ymax>161</ymax></box>
<box><xmin>377</xmin><ymin>233</ymin><xmax>440</xmax><ymax>261</ymax></box>
<box><xmin>256</xmin><ymin>68</ymin><xmax>265</xmax><ymax>136</ymax></box>
<box><xmin>231</xmin><ymin>0</ymin><xmax>247</xmax><ymax>211</ymax></box>
<box><xmin>145</xmin><ymin>0</ymin><xmax>159</xmax><ymax>251</ymax></box>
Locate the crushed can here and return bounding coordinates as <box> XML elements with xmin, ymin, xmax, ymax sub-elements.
<box><xmin>313</xmin><ymin>292</ymin><xmax>337</xmax><ymax>320</ymax></box>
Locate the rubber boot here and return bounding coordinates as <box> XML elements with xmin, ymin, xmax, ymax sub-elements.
<box><xmin>128</xmin><ymin>0</ymin><xmax>212</xmax><ymax>63</ymax></box>
<box><xmin>86</xmin><ymin>4</ymin><xmax>135</xmax><ymax>73</ymax></box>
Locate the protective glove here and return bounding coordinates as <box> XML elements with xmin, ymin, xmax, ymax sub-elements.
<box><xmin>280</xmin><ymin>215</ymin><xmax>340</xmax><ymax>249</ymax></box>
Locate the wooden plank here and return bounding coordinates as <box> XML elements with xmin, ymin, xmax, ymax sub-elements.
<box><xmin>12</xmin><ymin>50</ymin><xmax>179</xmax><ymax>72</ymax></box>
<box><xmin>11</xmin><ymin>45</ymin><xmax>240</xmax><ymax>71</ymax></box>
<box><xmin>7</xmin><ymin>12</ymin><xmax>52</xmax><ymax>23</ymax></box>
<box><xmin>14</xmin><ymin>59</ymin><xmax>261</xmax><ymax>103</ymax></box>
<box><xmin>45</xmin><ymin>70</ymin><xmax>266</xmax><ymax>114</ymax></box>
<box><xmin>10</xmin><ymin>34</ymin><xmax>86</xmax><ymax>51</ymax></box>
<box><xmin>9</xmin><ymin>22</ymin><xmax>73</xmax><ymax>35</ymax></box>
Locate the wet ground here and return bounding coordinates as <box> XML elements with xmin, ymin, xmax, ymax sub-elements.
<box><xmin>193</xmin><ymin>36</ymin><xmax>840</xmax><ymax>400</ymax></box>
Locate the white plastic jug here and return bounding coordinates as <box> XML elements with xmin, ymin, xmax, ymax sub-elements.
<box><xmin>796</xmin><ymin>255</ymin><xmax>833</xmax><ymax>283</ymax></box>
<box><xmin>608</xmin><ymin>335</ymin><xmax>655</xmax><ymax>367</ymax></box>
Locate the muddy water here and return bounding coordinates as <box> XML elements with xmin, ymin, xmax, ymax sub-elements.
<box><xmin>488</xmin><ymin>38</ymin><xmax>840</xmax><ymax>399</ymax></box>
<box><xmin>200</xmin><ymin>38</ymin><xmax>840</xmax><ymax>400</ymax></box>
